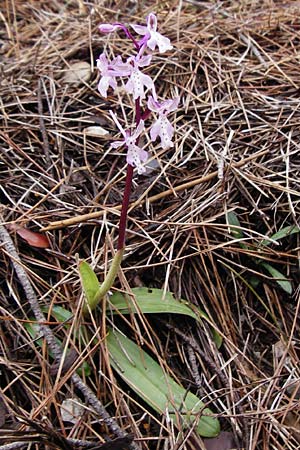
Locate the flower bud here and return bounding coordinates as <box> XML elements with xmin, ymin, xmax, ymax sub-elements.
<box><xmin>99</xmin><ymin>23</ymin><xmax>121</xmax><ymax>33</ymax></box>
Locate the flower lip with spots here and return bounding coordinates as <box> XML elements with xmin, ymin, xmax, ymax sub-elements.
<box><xmin>124</xmin><ymin>54</ymin><xmax>156</xmax><ymax>103</ymax></box>
<box><xmin>110</xmin><ymin>112</ymin><xmax>148</xmax><ymax>174</ymax></box>
<box><xmin>147</xmin><ymin>96</ymin><xmax>180</xmax><ymax>149</ymax></box>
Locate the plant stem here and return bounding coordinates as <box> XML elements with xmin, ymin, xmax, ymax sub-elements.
<box><xmin>83</xmin><ymin>248</ymin><xmax>124</xmax><ymax>314</ymax></box>
<box><xmin>135</xmin><ymin>98</ymin><xmax>142</xmax><ymax>124</ymax></box>
<box><xmin>117</xmin><ymin>98</ymin><xmax>142</xmax><ymax>251</ymax></box>
<box><xmin>117</xmin><ymin>164</ymin><xmax>134</xmax><ymax>250</ymax></box>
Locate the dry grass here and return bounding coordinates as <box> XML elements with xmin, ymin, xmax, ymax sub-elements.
<box><xmin>1</xmin><ymin>1</ymin><xmax>300</xmax><ymax>449</ymax></box>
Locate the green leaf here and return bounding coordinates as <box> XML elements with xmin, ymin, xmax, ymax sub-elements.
<box><xmin>41</xmin><ymin>305</ymin><xmax>73</xmax><ymax>322</ymax></box>
<box><xmin>109</xmin><ymin>288</ymin><xmax>203</xmax><ymax>319</ymax></box>
<box><xmin>226</xmin><ymin>212</ymin><xmax>243</xmax><ymax>239</ymax></box>
<box><xmin>24</xmin><ymin>321</ymin><xmax>62</xmax><ymax>350</ymax></box>
<box><xmin>25</xmin><ymin>313</ymin><xmax>91</xmax><ymax>377</ymax></box>
<box><xmin>108</xmin><ymin>288</ymin><xmax>222</xmax><ymax>348</ymax></box>
<box><xmin>260</xmin><ymin>262</ymin><xmax>292</xmax><ymax>294</ymax></box>
<box><xmin>79</xmin><ymin>261</ymin><xmax>100</xmax><ymax>312</ymax></box>
<box><xmin>107</xmin><ymin>329</ymin><xmax>220</xmax><ymax>438</ymax></box>
<box><xmin>261</xmin><ymin>225</ymin><xmax>300</xmax><ymax>247</ymax></box>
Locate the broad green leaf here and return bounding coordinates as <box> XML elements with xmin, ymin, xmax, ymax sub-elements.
<box><xmin>107</xmin><ymin>329</ymin><xmax>220</xmax><ymax>438</ymax></box>
<box><xmin>108</xmin><ymin>288</ymin><xmax>222</xmax><ymax>348</ymax></box>
<box><xmin>261</xmin><ymin>225</ymin><xmax>300</xmax><ymax>247</ymax></box>
<box><xmin>79</xmin><ymin>261</ymin><xmax>100</xmax><ymax>312</ymax></box>
<box><xmin>109</xmin><ymin>288</ymin><xmax>204</xmax><ymax>319</ymax></box>
<box><xmin>260</xmin><ymin>263</ymin><xmax>292</xmax><ymax>294</ymax></box>
<box><xmin>24</xmin><ymin>321</ymin><xmax>62</xmax><ymax>349</ymax></box>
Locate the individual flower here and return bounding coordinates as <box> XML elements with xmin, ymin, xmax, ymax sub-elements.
<box><xmin>131</xmin><ymin>12</ymin><xmax>173</xmax><ymax>54</ymax></box>
<box><xmin>147</xmin><ymin>96</ymin><xmax>179</xmax><ymax>149</ymax></box>
<box><xmin>124</xmin><ymin>55</ymin><xmax>156</xmax><ymax>103</ymax></box>
<box><xmin>96</xmin><ymin>54</ymin><xmax>131</xmax><ymax>97</ymax></box>
<box><xmin>110</xmin><ymin>112</ymin><xmax>148</xmax><ymax>174</ymax></box>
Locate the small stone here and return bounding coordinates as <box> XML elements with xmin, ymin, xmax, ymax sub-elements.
<box><xmin>84</xmin><ymin>126</ymin><xmax>109</xmax><ymax>137</ymax></box>
<box><xmin>63</xmin><ymin>61</ymin><xmax>91</xmax><ymax>85</ymax></box>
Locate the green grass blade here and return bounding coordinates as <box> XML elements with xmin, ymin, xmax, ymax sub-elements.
<box><xmin>107</xmin><ymin>329</ymin><xmax>220</xmax><ymax>437</ymax></box>
<box><xmin>261</xmin><ymin>225</ymin><xmax>300</xmax><ymax>247</ymax></box>
<box><xmin>108</xmin><ymin>288</ymin><xmax>222</xmax><ymax>348</ymax></box>
<box><xmin>226</xmin><ymin>211</ymin><xmax>243</xmax><ymax>239</ymax></box>
<box><xmin>260</xmin><ymin>262</ymin><xmax>293</xmax><ymax>294</ymax></box>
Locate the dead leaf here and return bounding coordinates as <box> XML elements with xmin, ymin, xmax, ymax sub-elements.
<box><xmin>203</xmin><ymin>431</ymin><xmax>237</xmax><ymax>450</ymax></box>
<box><xmin>284</xmin><ymin>411</ymin><xmax>300</xmax><ymax>443</ymax></box>
<box><xmin>60</xmin><ymin>398</ymin><xmax>85</xmax><ymax>424</ymax></box>
<box><xmin>50</xmin><ymin>348</ymin><xmax>78</xmax><ymax>376</ymax></box>
<box><xmin>273</xmin><ymin>339</ymin><xmax>295</xmax><ymax>369</ymax></box>
<box><xmin>8</xmin><ymin>224</ymin><xmax>50</xmax><ymax>248</ymax></box>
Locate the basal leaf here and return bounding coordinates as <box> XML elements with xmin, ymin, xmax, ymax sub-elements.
<box><xmin>108</xmin><ymin>288</ymin><xmax>222</xmax><ymax>348</ymax></box>
<box><xmin>41</xmin><ymin>305</ymin><xmax>73</xmax><ymax>323</ymax></box>
<box><xmin>107</xmin><ymin>329</ymin><xmax>220</xmax><ymax>438</ymax></box>
<box><xmin>79</xmin><ymin>261</ymin><xmax>100</xmax><ymax>312</ymax></box>
<box><xmin>25</xmin><ymin>314</ymin><xmax>91</xmax><ymax>376</ymax></box>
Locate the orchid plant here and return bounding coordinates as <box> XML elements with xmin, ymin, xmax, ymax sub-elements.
<box><xmin>81</xmin><ymin>12</ymin><xmax>179</xmax><ymax>313</ymax></box>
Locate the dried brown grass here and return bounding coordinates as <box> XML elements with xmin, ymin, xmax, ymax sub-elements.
<box><xmin>1</xmin><ymin>1</ymin><xmax>300</xmax><ymax>449</ymax></box>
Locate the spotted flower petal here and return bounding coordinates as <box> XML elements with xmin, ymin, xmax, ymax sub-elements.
<box><xmin>124</xmin><ymin>55</ymin><xmax>156</xmax><ymax>103</ymax></box>
<box><xmin>131</xmin><ymin>12</ymin><xmax>173</xmax><ymax>53</ymax></box>
<box><xmin>109</xmin><ymin>113</ymin><xmax>148</xmax><ymax>174</ymax></box>
<box><xmin>147</xmin><ymin>96</ymin><xmax>179</xmax><ymax>149</ymax></box>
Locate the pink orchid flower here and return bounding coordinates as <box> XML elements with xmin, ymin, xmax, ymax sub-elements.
<box><xmin>96</xmin><ymin>53</ymin><xmax>131</xmax><ymax>97</ymax></box>
<box><xmin>131</xmin><ymin>12</ymin><xmax>173</xmax><ymax>54</ymax></box>
<box><xmin>110</xmin><ymin>112</ymin><xmax>148</xmax><ymax>174</ymax></box>
<box><xmin>147</xmin><ymin>96</ymin><xmax>180</xmax><ymax>149</ymax></box>
<box><xmin>124</xmin><ymin>55</ymin><xmax>156</xmax><ymax>104</ymax></box>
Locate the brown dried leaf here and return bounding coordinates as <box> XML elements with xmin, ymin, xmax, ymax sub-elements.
<box><xmin>8</xmin><ymin>224</ymin><xmax>50</xmax><ymax>248</ymax></box>
<box><xmin>203</xmin><ymin>431</ymin><xmax>237</xmax><ymax>450</ymax></box>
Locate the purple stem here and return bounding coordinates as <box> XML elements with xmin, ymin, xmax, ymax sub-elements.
<box><xmin>117</xmin><ymin>98</ymin><xmax>142</xmax><ymax>251</ymax></box>
<box><xmin>135</xmin><ymin>99</ymin><xmax>142</xmax><ymax>125</ymax></box>
<box><xmin>117</xmin><ymin>24</ymin><xmax>140</xmax><ymax>49</ymax></box>
<box><xmin>117</xmin><ymin>164</ymin><xmax>134</xmax><ymax>250</ymax></box>
<box><xmin>141</xmin><ymin>108</ymin><xmax>151</xmax><ymax>121</ymax></box>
